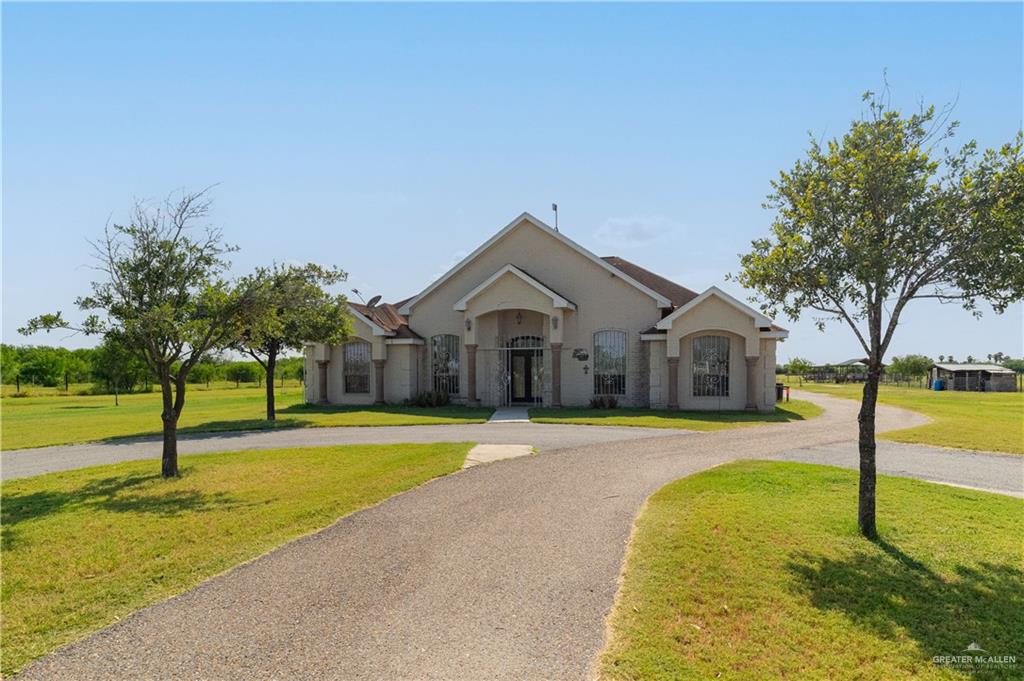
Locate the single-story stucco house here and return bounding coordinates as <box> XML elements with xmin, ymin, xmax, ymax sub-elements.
<box><xmin>304</xmin><ymin>213</ymin><xmax>788</xmax><ymax>411</ymax></box>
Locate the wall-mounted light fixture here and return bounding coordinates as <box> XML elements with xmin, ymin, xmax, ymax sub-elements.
<box><xmin>552</xmin><ymin>317</ymin><xmax>559</xmax><ymax>330</ymax></box>
<box><xmin>583</xmin><ymin>364</ymin><xmax>590</xmax><ymax>375</ymax></box>
<box><xmin>515</xmin><ymin>311</ymin><xmax>523</xmax><ymax>325</ymax></box>
<box><xmin>465</xmin><ymin>318</ymin><xmax>472</xmax><ymax>331</ymax></box>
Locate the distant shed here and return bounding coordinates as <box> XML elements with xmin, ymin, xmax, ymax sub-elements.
<box><xmin>929</xmin><ymin>363</ymin><xmax>1017</xmax><ymax>392</ymax></box>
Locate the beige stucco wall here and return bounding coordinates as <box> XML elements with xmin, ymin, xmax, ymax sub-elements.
<box><xmin>644</xmin><ymin>331</ymin><xmax>779</xmax><ymax>412</ymax></box>
<box><xmin>303</xmin><ymin>313</ymin><xmax>422</xmax><ymax>405</ymax></box>
<box><xmin>664</xmin><ymin>296</ymin><xmax>760</xmax><ymax>358</ymax></box>
<box><xmin>647</xmin><ymin>294</ymin><xmax>781</xmax><ymax>412</ymax></box>
<box><xmin>408</xmin><ymin>219</ymin><xmax>663</xmax><ymax>407</ymax></box>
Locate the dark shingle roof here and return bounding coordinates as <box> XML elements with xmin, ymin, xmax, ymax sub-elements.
<box><xmin>349</xmin><ymin>301</ymin><xmax>421</xmax><ymax>339</ymax></box>
<box><xmin>601</xmin><ymin>256</ymin><xmax>699</xmax><ymax>308</ymax></box>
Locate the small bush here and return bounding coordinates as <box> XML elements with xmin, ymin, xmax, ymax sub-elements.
<box><xmin>589</xmin><ymin>395</ymin><xmax>619</xmax><ymax>409</ymax></box>
<box><xmin>409</xmin><ymin>390</ymin><xmax>451</xmax><ymax>408</ymax></box>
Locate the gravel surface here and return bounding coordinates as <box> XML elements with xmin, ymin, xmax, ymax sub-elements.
<box><xmin>776</xmin><ymin>441</ymin><xmax>1023</xmax><ymax>497</ymax></box>
<box><xmin>21</xmin><ymin>392</ymin><xmax>994</xmax><ymax>681</ymax></box>
<box><xmin>1</xmin><ymin>423</ymin><xmax>682</xmax><ymax>481</ymax></box>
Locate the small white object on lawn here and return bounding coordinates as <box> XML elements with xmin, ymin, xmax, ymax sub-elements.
<box><xmin>487</xmin><ymin>407</ymin><xmax>531</xmax><ymax>423</ymax></box>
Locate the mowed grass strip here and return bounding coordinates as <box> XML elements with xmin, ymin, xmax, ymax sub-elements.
<box><xmin>793</xmin><ymin>382</ymin><xmax>1024</xmax><ymax>454</ymax></box>
<box><xmin>601</xmin><ymin>461</ymin><xmax>1023</xmax><ymax>680</ymax></box>
<box><xmin>0</xmin><ymin>442</ymin><xmax>473</xmax><ymax>676</ymax></box>
<box><xmin>529</xmin><ymin>399</ymin><xmax>822</xmax><ymax>430</ymax></box>
<box><xmin>1</xmin><ymin>385</ymin><xmax>493</xmax><ymax>450</ymax></box>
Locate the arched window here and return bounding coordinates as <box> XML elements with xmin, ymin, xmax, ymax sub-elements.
<box><xmin>593</xmin><ymin>330</ymin><xmax>627</xmax><ymax>395</ymax></box>
<box><xmin>431</xmin><ymin>334</ymin><xmax>460</xmax><ymax>395</ymax></box>
<box><xmin>692</xmin><ymin>335</ymin><xmax>730</xmax><ymax>397</ymax></box>
<box><xmin>343</xmin><ymin>341</ymin><xmax>371</xmax><ymax>393</ymax></box>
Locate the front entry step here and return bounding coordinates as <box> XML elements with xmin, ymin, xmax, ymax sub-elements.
<box><xmin>487</xmin><ymin>407</ymin><xmax>531</xmax><ymax>423</ymax></box>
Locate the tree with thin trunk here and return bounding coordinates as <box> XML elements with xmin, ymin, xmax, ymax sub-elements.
<box><xmin>235</xmin><ymin>263</ymin><xmax>352</xmax><ymax>420</ymax></box>
<box><xmin>737</xmin><ymin>90</ymin><xmax>1023</xmax><ymax>538</ymax></box>
<box><xmin>20</xmin><ymin>189</ymin><xmax>261</xmax><ymax>477</ymax></box>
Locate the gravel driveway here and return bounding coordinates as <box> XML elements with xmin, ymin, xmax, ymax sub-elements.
<box><xmin>14</xmin><ymin>393</ymin><xmax>1021</xmax><ymax>680</ymax></box>
<box><xmin>1</xmin><ymin>422</ymin><xmax>680</xmax><ymax>481</ymax></box>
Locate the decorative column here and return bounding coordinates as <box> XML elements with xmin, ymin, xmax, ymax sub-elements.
<box><xmin>316</xmin><ymin>359</ymin><xmax>330</xmax><ymax>404</ymax></box>
<box><xmin>550</xmin><ymin>342</ymin><xmax>563</xmax><ymax>407</ymax></box>
<box><xmin>373</xmin><ymin>359</ymin><xmax>386</xmax><ymax>404</ymax></box>
<box><xmin>667</xmin><ymin>357</ymin><xmax>680</xmax><ymax>409</ymax></box>
<box><xmin>466</xmin><ymin>344</ymin><xmax>478</xmax><ymax>405</ymax></box>
<box><xmin>745</xmin><ymin>356</ymin><xmax>758</xmax><ymax>410</ymax></box>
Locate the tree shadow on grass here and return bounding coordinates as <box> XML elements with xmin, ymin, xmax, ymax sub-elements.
<box><xmin>2</xmin><ymin>472</ymin><xmax>249</xmax><ymax>550</ymax></box>
<box><xmin>279</xmin><ymin>403</ymin><xmax>492</xmax><ymax>421</ymax></box>
<box><xmin>529</xmin><ymin>404</ymin><xmax>812</xmax><ymax>426</ymax></box>
<box><xmin>787</xmin><ymin>539</ymin><xmax>1023</xmax><ymax>679</ymax></box>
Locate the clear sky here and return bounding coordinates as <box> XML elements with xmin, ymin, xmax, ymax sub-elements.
<box><xmin>3</xmin><ymin>2</ymin><xmax>1022</xmax><ymax>363</ymax></box>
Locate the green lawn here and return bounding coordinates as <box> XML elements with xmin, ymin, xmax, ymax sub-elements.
<box><xmin>529</xmin><ymin>399</ymin><xmax>822</xmax><ymax>430</ymax></box>
<box><xmin>0</xmin><ymin>442</ymin><xmax>473</xmax><ymax>676</ymax></box>
<box><xmin>601</xmin><ymin>461</ymin><xmax>1023</xmax><ymax>680</ymax></box>
<box><xmin>793</xmin><ymin>382</ymin><xmax>1024</xmax><ymax>454</ymax></box>
<box><xmin>1</xmin><ymin>386</ymin><xmax>493</xmax><ymax>450</ymax></box>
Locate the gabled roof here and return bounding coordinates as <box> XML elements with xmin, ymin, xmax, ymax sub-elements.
<box><xmin>933</xmin><ymin>362</ymin><xmax>1014</xmax><ymax>373</ymax></box>
<box><xmin>348</xmin><ymin>302</ymin><xmax>421</xmax><ymax>339</ymax></box>
<box><xmin>600</xmin><ymin>256</ymin><xmax>699</xmax><ymax>309</ymax></box>
<box><xmin>654</xmin><ymin>286</ymin><xmax>784</xmax><ymax>334</ymax></box>
<box><xmin>453</xmin><ymin>264</ymin><xmax>577</xmax><ymax>311</ymax></box>
<box><xmin>399</xmin><ymin>212</ymin><xmax>673</xmax><ymax>314</ymax></box>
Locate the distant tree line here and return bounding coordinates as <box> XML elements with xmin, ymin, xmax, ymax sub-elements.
<box><xmin>2</xmin><ymin>342</ymin><xmax>305</xmax><ymax>394</ymax></box>
<box><xmin>778</xmin><ymin>353</ymin><xmax>1024</xmax><ymax>380</ymax></box>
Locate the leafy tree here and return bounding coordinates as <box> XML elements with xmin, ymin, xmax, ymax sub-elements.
<box><xmin>18</xmin><ymin>347</ymin><xmax>65</xmax><ymax>387</ymax></box>
<box><xmin>189</xmin><ymin>354</ymin><xmax>225</xmax><ymax>387</ymax></box>
<box><xmin>966</xmin><ymin>354</ymin><xmax>976</xmax><ymax>363</ymax></box>
<box><xmin>92</xmin><ymin>335</ymin><xmax>150</xmax><ymax>404</ymax></box>
<box><xmin>1002</xmin><ymin>358</ymin><xmax>1024</xmax><ymax>373</ymax></box>
<box><xmin>738</xmin><ymin>91</ymin><xmax>1024</xmax><ymax>537</ymax></box>
<box><xmin>235</xmin><ymin>263</ymin><xmax>351</xmax><ymax>420</ymax></box>
<box><xmin>224</xmin><ymin>361</ymin><xmax>260</xmax><ymax>386</ymax></box>
<box><xmin>21</xmin><ymin>189</ymin><xmax>262</xmax><ymax>477</ymax></box>
<box><xmin>937</xmin><ymin>354</ymin><xmax>945</xmax><ymax>362</ymax></box>
<box><xmin>887</xmin><ymin>354</ymin><xmax>933</xmax><ymax>379</ymax></box>
<box><xmin>1</xmin><ymin>344</ymin><xmax>22</xmax><ymax>386</ymax></box>
<box><xmin>786</xmin><ymin>357</ymin><xmax>813</xmax><ymax>384</ymax></box>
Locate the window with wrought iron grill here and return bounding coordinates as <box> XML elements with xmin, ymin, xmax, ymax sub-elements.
<box><xmin>593</xmin><ymin>330</ymin><xmax>626</xmax><ymax>395</ymax></box>
<box><xmin>343</xmin><ymin>341</ymin><xmax>371</xmax><ymax>394</ymax></box>
<box><xmin>431</xmin><ymin>334</ymin><xmax>460</xmax><ymax>395</ymax></box>
<box><xmin>692</xmin><ymin>335</ymin><xmax>730</xmax><ymax>397</ymax></box>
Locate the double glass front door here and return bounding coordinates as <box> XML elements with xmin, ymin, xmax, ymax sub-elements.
<box><xmin>510</xmin><ymin>350</ymin><xmax>541</xmax><ymax>403</ymax></box>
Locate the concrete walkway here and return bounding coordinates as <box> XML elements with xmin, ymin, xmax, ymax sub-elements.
<box><xmin>22</xmin><ymin>392</ymin><xmax>1018</xmax><ymax>681</ymax></box>
<box><xmin>487</xmin><ymin>406</ymin><xmax>531</xmax><ymax>423</ymax></box>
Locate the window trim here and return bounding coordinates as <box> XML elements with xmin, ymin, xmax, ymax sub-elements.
<box><xmin>343</xmin><ymin>340</ymin><xmax>372</xmax><ymax>394</ymax></box>
<box><xmin>593</xmin><ymin>329</ymin><xmax>627</xmax><ymax>396</ymax></box>
<box><xmin>691</xmin><ymin>334</ymin><xmax>730</xmax><ymax>398</ymax></box>
<box><xmin>430</xmin><ymin>334</ymin><xmax>461</xmax><ymax>396</ymax></box>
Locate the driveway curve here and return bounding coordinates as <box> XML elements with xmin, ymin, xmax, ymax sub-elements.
<box><xmin>1</xmin><ymin>422</ymin><xmax>680</xmax><ymax>481</ymax></box>
<box><xmin>15</xmin><ymin>393</ymin><xmax>1021</xmax><ymax>680</ymax></box>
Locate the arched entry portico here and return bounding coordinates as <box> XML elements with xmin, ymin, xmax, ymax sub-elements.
<box><xmin>454</xmin><ymin>265</ymin><xmax>575</xmax><ymax>407</ymax></box>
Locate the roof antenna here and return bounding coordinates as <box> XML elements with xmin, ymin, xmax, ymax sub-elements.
<box><xmin>351</xmin><ymin>288</ymin><xmax>366</xmax><ymax>304</ymax></box>
<box><xmin>551</xmin><ymin>203</ymin><xmax>559</xmax><ymax>232</ymax></box>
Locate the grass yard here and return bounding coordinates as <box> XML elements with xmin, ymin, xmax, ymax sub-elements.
<box><xmin>529</xmin><ymin>399</ymin><xmax>821</xmax><ymax>430</ymax></box>
<box><xmin>793</xmin><ymin>382</ymin><xmax>1024</xmax><ymax>454</ymax></box>
<box><xmin>1</xmin><ymin>386</ymin><xmax>493</xmax><ymax>450</ymax></box>
<box><xmin>601</xmin><ymin>461</ymin><xmax>1023</xmax><ymax>680</ymax></box>
<box><xmin>0</xmin><ymin>442</ymin><xmax>473</xmax><ymax>676</ymax></box>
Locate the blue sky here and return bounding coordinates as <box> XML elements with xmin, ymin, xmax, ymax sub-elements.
<box><xmin>3</xmin><ymin>2</ymin><xmax>1022</xmax><ymax>363</ymax></box>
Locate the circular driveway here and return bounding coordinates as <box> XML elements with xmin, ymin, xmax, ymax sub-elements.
<box><xmin>13</xmin><ymin>393</ymin><xmax>1023</xmax><ymax>680</ymax></box>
